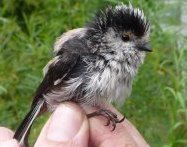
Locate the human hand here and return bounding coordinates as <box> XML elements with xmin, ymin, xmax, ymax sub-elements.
<box><xmin>0</xmin><ymin>127</ymin><xmax>18</xmax><ymax>147</ymax></box>
<box><xmin>0</xmin><ymin>103</ymin><xmax>149</xmax><ymax>147</ymax></box>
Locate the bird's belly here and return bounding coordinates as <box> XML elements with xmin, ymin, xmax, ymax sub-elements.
<box><xmin>43</xmin><ymin>61</ymin><xmax>132</xmax><ymax>111</ymax></box>
<box><xmin>86</xmin><ymin>66</ymin><xmax>132</xmax><ymax>104</ymax></box>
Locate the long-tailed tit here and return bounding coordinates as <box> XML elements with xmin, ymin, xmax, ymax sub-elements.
<box><xmin>13</xmin><ymin>3</ymin><xmax>151</xmax><ymax>146</ymax></box>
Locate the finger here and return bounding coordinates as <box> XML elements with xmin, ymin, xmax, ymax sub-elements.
<box><xmin>106</xmin><ymin>105</ymin><xmax>149</xmax><ymax>147</ymax></box>
<box><xmin>0</xmin><ymin>127</ymin><xmax>18</xmax><ymax>147</ymax></box>
<box><xmin>123</xmin><ymin>119</ymin><xmax>149</xmax><ymax>147</ymax></box>
<box><xmin>0</xmin><ymin>139</ymin><xmax>18</xmax><ymax>147</ymax></box>
<box><xmin>84</xmin><ymin>105</ymin><xmax>149</xmax><ymax>147</ymax></box>
<box><xmin>0</xmin><ymin>127</ymin><xmax>14</xmax><ymax>141</ymax></box>
<box><xmin>34</xmin><ymin>102</ymin><xmax>89</xmax><ymax>147</ymax></box>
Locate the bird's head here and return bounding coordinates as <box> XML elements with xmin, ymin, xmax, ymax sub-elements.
<box><xmin>88</xmin><ymin>3</ymin><xmax>151</xmax><ymax>55</ymax></box>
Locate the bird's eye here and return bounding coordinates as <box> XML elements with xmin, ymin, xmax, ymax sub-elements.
<box><xmin>122</xmin><ymin>34</ymin><xmax>130</xmax><ymax>42</ymax></box>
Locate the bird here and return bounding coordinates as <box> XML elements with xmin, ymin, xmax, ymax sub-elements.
<box><xmin>13</xmin><ymin>3</ymin><xmax>151</xmax><ymax>146</ymax></box>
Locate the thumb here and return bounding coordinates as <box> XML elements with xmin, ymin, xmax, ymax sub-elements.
<box><xmin>34</xmin><ymin>102</ymin><xmax>89</xmax><ymax>147</ymax></box>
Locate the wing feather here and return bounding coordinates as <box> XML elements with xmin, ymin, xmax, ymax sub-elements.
<box><xmin>32</xmin><ymin>53</ymin><xmax>80</xmax><ymax>104</ymax></box>
<box><xmin>54</xmin><ymin>28</ymin><xmax>88</xmax><ymax>56</ymax></box>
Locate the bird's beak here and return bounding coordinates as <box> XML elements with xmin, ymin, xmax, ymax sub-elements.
<box><xmin>138</xmin><ymin>44</ymin><xmax>152</xmax><ymax>52</ymax></box>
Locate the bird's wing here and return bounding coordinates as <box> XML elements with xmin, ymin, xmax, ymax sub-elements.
<box><xmin>14</xmin><ymin>53</ymin><xmax>80</xmax><ymax>144</ymax></box>
<box><xmin>53</xmin><ymin>28</ymin><xmax>88</xmax><ymax>56</ymax></box>
<box><xmin>32</xmin><ymin>52</ymin><xmax>80</xmax><ymax>104</ymax></box>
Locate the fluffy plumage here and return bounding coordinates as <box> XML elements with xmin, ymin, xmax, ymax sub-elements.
<box><xmin>14</xmin><ymin>3</ymin><xmax>151</xmax><ymax>146</ymax></box>
<box><xmin>88</xmin><ymin>4</ymin><xmax>149</xmax><ymax>36</ymax></box>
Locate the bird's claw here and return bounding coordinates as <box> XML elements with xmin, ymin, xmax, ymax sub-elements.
<box><xmin>87</xmin><ymin>109</ymin><xmax>125</xmax><ymax>131</ymax></box>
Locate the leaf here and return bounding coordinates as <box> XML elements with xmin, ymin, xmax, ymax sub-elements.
<box><xmin>0</xmin><ymin>85</ymin><xmax>7</xmax><ymax>95</ymax></box>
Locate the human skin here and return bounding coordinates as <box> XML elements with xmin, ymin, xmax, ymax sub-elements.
<box><xmin>0</xmin><ymin>102</ymin><xmax>149</xmax><ymax>147</ymax></box>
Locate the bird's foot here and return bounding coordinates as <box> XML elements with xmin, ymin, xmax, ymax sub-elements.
<box><xmin>87</xmin><ymin>109</ymin><xmax>125</xmax><ymax>131</ymax></box>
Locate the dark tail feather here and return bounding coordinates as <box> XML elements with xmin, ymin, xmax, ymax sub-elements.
<box><xmin>13</xmin><ymin>98</ymin><xmax>44</xmax><ymax>146</ymax></box>
<box><xmin>23</xmin><ymin>126</ymin><xmax>31</xmax><ymax>147</ymax></box>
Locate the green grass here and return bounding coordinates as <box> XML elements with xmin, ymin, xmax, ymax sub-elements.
<box><xmin>0</xmin><ymin>0</ymin><xmax>187</xmax><ymax>146</ymax></box>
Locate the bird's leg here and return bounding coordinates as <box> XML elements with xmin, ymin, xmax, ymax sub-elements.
<box><xmin>87</xmin><ymin>109</ymin><xmax>125</xmax><ymax>131</ymax></box>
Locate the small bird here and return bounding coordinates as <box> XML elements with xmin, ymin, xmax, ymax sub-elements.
<box><xmin>13</xmin><ymin>3</ymin><xmax>151</xmax><ymax>146</ymax></box>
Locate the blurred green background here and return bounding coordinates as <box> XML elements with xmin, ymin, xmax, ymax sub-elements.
<box><xmin>0</xmin><ymin>0</ymin><xmax>187</xmax><ymax>146</ymax></box>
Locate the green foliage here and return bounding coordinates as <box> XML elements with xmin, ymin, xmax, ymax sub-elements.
<box><xmin>0</xmin><ymin>0</ymin><xmax>186</xmax><ymax>146</ymax></box>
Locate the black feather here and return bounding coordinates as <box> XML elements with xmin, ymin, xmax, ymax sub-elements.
<box><xmin>88</xmin><ymin>5</ymin><xmax>149</xmax><ymax>37</ymax></box>
<box><xmin>32</xmin><ymin>53</ymin><xmax>80</xmax><ymax>105</ymax></box>
<box><xmin>14</xmin><ymin>53</ymin><xmax>81</xmax><ymax>145</ymax></box>
<box><xmin>13</xmin><ymin>98</ymin><xmax>44</xmax><ymax>145</ymax></box>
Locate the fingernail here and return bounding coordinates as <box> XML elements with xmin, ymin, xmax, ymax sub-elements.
<box><xmin>47</xmin><ymin>104</ymin><xmax>84</xmax><ymax>142</ymax></box>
